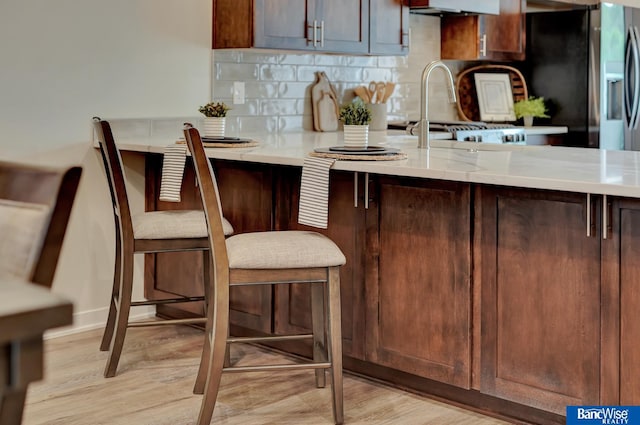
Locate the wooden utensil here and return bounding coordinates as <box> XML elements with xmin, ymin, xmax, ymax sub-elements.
<box><xmin>368</xmin><ymin>81</ymin><xmax>385</xmax><ymax>104</ymax></box>
<box><xmin>354</xmin><ymin>85</ymin><xmax>370</xmax><ymax>103</ymax></box>
<box><xmin>381</xmin><ymin>82</ymin><xmax>396</xmax><ymax>103</ymax></box>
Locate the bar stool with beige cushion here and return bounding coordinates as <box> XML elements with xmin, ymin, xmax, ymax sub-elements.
<box><xmin>183</xmin><ymin>124</ymin><xmax>346</xmax><ymax>425</ymax></box>
<box><xmin>0</xmin><ymin>160</ymin><xmax>81</xmax><ymax>425</ymax></box>
<box><xmin>93</xmin><ymin>118</ymin><xmax>234</xmax><ymax>379</ymax></box>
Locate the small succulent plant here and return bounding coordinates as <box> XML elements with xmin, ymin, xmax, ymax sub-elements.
<box><xmin>339</xmin><ymin>99</ymin><xmax>372</xmax><ymax>125</ymax></box>
<box><xmin>198</xmin><ymin>101</ymin><xmax>231</xmax><ymax>118</ymax></box>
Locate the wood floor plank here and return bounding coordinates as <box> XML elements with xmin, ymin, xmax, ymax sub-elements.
<box><xmin>23</xmin><ymin>326</ymin><xmax>512</xmax><ymax>424</ymax></box>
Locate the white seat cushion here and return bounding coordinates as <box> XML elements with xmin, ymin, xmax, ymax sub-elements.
<box><xmin>226</xmin><ymin>230</ymin><xmax>346</xmax><ymax>269</ymax></box>
<box><xmin>133</xmin><ymin>210</ymin><xmax>233</xmax><ymax>239</ymax></box>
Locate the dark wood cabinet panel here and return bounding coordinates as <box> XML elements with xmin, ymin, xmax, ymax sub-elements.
<box><xmin>603</xmin><ymin>198</ymin><xmax>640</xmax><ymax>405</ymax></box>
<box><xmin>215</xmin><ymin>0</ymin><xmax>367</xmax><ymax>53</ymax></box>
<box><xmin>213</xmin><ymin>0</ymin><xmax>407</xmax><ymax>54</ymax></box>
<box><xmin>441</xmin><ymin>0</ymin><xmax>525</xmax><ymax>61</ymax></box>
<box><xmin>369</xmin><ymin>0</ymin><xmax>409</xmax><ymax>55</ymax></box>
<box><xmin>476</xmin><ymin>186</ymin><xmax>600</xmax><ymax>414</ymax></box>
<box><xmin>144</xmin><ymin>155</ymin><xmax>206</xmax><ymax>318</ymax></box>
<box><xmin>366</xmin><ymin>177</ymin><xmax>472</xmax><ymax>388</ymax></box>
<box><xmin>144</xmin><ymin>156</ymin><xmax>273</xmax><ymax>332</ymax></box>
<box><xmin>214</xmin><ymin>160</ymin><xmax>274</xmax><ymax>333</ymax></box>
<box><xmin>273</xmin><ymin>168</ymin><xmax>367</xmax><ymax>360</ymax></box>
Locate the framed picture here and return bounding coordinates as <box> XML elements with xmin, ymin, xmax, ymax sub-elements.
<box><xmin>473</xmin><ymin>73</ymin><xmax>516</xmax><ymax>122</ymax></box>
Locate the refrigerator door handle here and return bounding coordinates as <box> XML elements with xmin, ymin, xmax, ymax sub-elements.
<box><xmin>625</xmin><ymin>26</ymin><xmax>640</xmax><ymax>129</ymax></box>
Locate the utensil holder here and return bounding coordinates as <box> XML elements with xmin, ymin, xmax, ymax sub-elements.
<box><xmin>369</xmin><ymin>103</ymin><xmax>388</xmax><ymax>131</ymax></box>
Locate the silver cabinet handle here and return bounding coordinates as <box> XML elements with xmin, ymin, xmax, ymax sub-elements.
<box><xmin>313</xmin><ymin>20</ymin><xmax>319</xmax><ymax>47</ymax></box>
<box><xmin>603</xmin><ymin>194</ymin><xmax>609</xmax><ymax>240</ymax></box>
<box><xmin>353</xmin><ymin>172</ymin><xmax>358</xmax><ymax>208</ymax></box>
<box><xmin>402</xmin><ymin>29</ymin><xmax>410</xmax><ymax>50</ymax></box>
<box><xmin>364</xmin><ymin>172</ymin><xmax>369</xmax><ymax>209</ymax></box>
<box><xmin>480</xmin><ymin>33</ymin><xmax>487</xmax><ymax>57</ymax></box>
<box><xmin>586</xmin><ymin>193</ymin><xmax>592</xmax><ymax>237</ymax></box>
<box><xmin>319</xmin><ymin>20</ymin><xmax>324</xmax><ymax>47</ymax></box>
<box><xmin>307</xmin><ymin>21</ymin><xmax>315</xmax><ymax>46</ymax></box>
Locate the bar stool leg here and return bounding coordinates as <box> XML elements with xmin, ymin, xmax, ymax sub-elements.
<box><xmin>311</xmin><ymin>282</ymin><xmax>327</xmax><ymax>388</ymax></box>
<box><xmin>196</xmin><ymin>277</ymin><xmax>230</xmax><ymax>425</ymax></box>
<box><xmin>104</xmin><ymin>245</ymin><xmax>134</xmax><ymax>378</ymax></box>
<box><xmin>194</xmin><ymin>250</ymin><xmax>212</xmax><ymax>394</ymax></box>
<box><xmin>327</xmin><ymin>266</ymin><xmax>344</xmax><ymax>425</ymax></box>
<box><xmin>100</xmin><ymin>229</ymin><xmax>122</xmax><ymax>351</ymax></box>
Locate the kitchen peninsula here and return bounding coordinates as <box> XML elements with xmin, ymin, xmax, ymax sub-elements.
<box><xmin>115</xmin><ymin>129</ymin><xmax>640</xmax><ymax>425</ymax></box>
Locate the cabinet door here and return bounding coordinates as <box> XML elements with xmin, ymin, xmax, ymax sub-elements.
<box><xmin>603</xmin><ymin>198</ymin><xmax>640</xmax><ymax>405</ymax></box>
<box><xmin>144</xmin><ymin>156</ymin><xmax>274</xmax><ymax>333</ymax></box>
<box><xmin>145</xmin><ymin>155</ymin><xmax>207</xmax><ymax>318</ymax></box>
<box><xmin>366</xmin><ymin>177</ymin><xmax>472</xmax><ymax>389</ymax></box>
<box><xmin>441</xmin><ymin>0</ymin><xmax>525</xmax><ymax>61</ymax></box>
<box><xmin>317</xmin><ymin>0</ymin><xmax>368</xmax><ymax>53</ymax></box>
<box><xmin>483</xmin><ymin>0</ymin><xmax>525</xmax><ymax>60</ymax></box>
<box><xmin>477</xmin><ymin>186</ymin><xmax>600</xmax><ymax>414</ymax></box>
<box><xmin>370</xmin><ymin>0</ymin><xmax>410</xmax><ymax>55</ymax></box>
<box><xmin>253</xmin><ymin>0</ymin><xmax>313</xmax><ymax>50</ymax></box>
<box><xmin>214</xmin><ymin>160</ymin><xmax>274</xmax><ymax>333</ymax></box>
<box><xmin>273</xmin><ymin>168</ymin><xmax>367</xmax><ymax>360</ymax></box>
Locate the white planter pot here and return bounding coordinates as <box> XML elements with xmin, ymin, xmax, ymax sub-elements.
<box><xmin>203</xmin><ymin>117</ymin><xmax>226</xmax><ymax>138</ymax></box>
<box><xmin>523</xmin><ymin>115</ymin><xmax>534</xmax><ymax>127</ymax></box>
<box><xmin>343</xmin><ymin>124</ymin><xmax>369</xmax><ymax>147</ymax></box>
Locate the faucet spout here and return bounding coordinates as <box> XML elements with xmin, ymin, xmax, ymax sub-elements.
<box><xmin>418</xmin><ymin>60</ymin><xmax>457</xmax><ymax>149</ymax></box>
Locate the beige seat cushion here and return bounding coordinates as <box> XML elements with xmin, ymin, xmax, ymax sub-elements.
<box><xmin>226</xmin><ymin>230</ymin><xmax>346</xmax><ymax>269</ymax></box>
<box><xmin>133</xmin><ymin>210</ymin><xmax>233</xmax><ymax>239</ymax></box>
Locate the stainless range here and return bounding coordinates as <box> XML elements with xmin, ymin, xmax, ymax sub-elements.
<box><xmin>388</xmin><ymin>120</ymin><xmax>528</xmax><ymax>145</ymax></box>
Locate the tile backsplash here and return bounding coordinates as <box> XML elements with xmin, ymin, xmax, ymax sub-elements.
<box><xmin>212</xmin><ymin>15</ymin><xmax>461</xmax><ymax>135</ymax></box>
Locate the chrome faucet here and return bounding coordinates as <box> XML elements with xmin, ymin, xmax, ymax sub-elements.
<box><xmin>417</xmin><ymin>60</ymin><xmax>457</xmax><ymax>149</ymax></box>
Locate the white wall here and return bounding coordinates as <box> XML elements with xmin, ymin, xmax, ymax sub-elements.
<box><xmin>0</xmin><ymin>0</ymin><xmax>213</xmax><ymax>335</ymax></box>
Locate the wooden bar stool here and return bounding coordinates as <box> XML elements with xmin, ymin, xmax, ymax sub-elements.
<box><xmin>184</xmin><ymin>124</ymin><xmax>346</xmax><ymax>425</ymax></box>
<box><xmin>0</xmin><ymin>160</ymin><xmax>81</xmax><ymax>424</ymax></box>
<box><xmin>93</xmin><ymin>118</ymin><xmax>234</xmax><ymax>379</ymax></box>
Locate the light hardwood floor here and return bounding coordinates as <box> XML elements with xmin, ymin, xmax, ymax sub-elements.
<box><xmin>23</xmin><ymin>326</ymin><xmax>513</xmax><ymax>425</ymax></box>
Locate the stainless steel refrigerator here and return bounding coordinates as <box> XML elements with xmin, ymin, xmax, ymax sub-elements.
<box><xmin>523</xmin><ymin>3</ymin><xmax>640</xmax><ymax>150</ymax></box>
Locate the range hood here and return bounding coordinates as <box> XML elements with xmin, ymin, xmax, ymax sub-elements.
<box><xmin>406</xmin><ymin>0</ymin><xmax>500</xmax><ymax>15</ymax></box>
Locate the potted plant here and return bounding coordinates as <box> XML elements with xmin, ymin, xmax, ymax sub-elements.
<box><xmin>199</xmin><ymin>101</ymin><xmax>231</xmax><ymax>138</ymax></box>
<box><xmin>339</xmin><ymin>99</ymin><xmax>372</xmax><ymax>147</ymax></box>
<box><xmin>513</xmin><ymin>96</ymin><xmax>549</xmax><ymax>127</ymax></box>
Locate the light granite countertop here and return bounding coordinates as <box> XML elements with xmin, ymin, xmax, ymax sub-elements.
<box><xmin>113</xmin><ymin>128</ymin><xmax>640</xmax><ymax>199</ymax></box>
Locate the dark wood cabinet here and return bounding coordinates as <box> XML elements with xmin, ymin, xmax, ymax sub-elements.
<box><xmin>213</xmin><ymin>0</ymin><xmax>408</xmax><ymax>55</ymax></box>
<box><xmin>476</xmin><ymin>186</ymin><xmax>601</xmax><ymax>414</ymax></box>
<box><xmin>144</xmin><ymin>156</ymin><xmax>274</xmax><ymax>333</ymax></box>
<box><xmin>214</xmin><ymin>0</ymin><xmax>367</xmax><ymax>53</ymax></box>
<box><xmin>273</xmin><ymin>168</ymin><xmax>367</xmax><ymax>360</ymax></box>
<box><xmin>143</xmin><ymin>153</ymin><xmax>640</xmax><ymax>421</ymax></box>
<box><xmin>602</xmin><ymin>197</ymin><xmax>640</xmax><ymax>405</ymax></box>
<box><xmin>213</xmin><ymin>160</ymin><xmax>274</xmax><ymax>333</ymax></box>
<box><xmin>441</xmin><ymin>0</ymin><xmax>526</xmax><ymax>61</ymax></box>
<box><xmin>365</xmin><ymin>177</ymin><xmax>472</xmax><ymax>388</ymax></box>
<box><xmin>272</xmin><ymin>170</ymin><xmax>473</xmax><ymax>384</ymax></box>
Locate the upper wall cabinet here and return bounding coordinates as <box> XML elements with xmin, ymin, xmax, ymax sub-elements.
<box><xmin>440</xmin><ymin>0</ymin><xmax>525</xmax><ymax>61</ymax></box>
<box><xmin>212</xmin><ymin>0</ymin><xmax>409</xmax><ymax>55</ymax></box>
<box><xmin>370</xmin><ymin>0</ymin><xmax>410</xmax><ymax>55</ymax></box>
